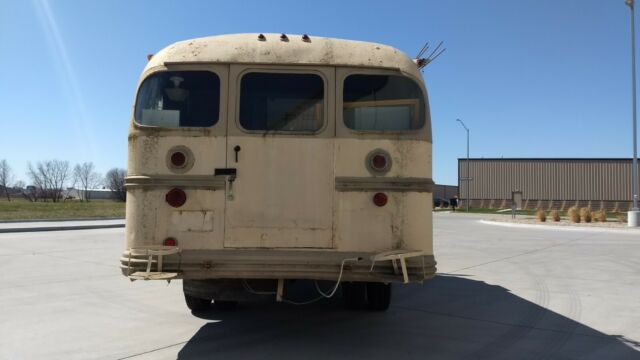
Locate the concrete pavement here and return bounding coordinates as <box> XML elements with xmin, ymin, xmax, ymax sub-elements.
<box><xmin>0</xmin><ymin>213</ymin><xmax>639</xmax><ymax>359</ymax></box>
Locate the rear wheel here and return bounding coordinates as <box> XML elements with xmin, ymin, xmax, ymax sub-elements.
<box><xmin>184</xmin><ymin>294</ymin><xmax>211</xmax><ymax>312</ymax></box>
<box><xmin>342</xmin><ymin>282</ymin><xmax>367</xmax><ymax>309</ymax></box>
<box><xmin>366</xmin><ymin>282</ymin><xmax>391</xmax><ymax>311</ymax></box>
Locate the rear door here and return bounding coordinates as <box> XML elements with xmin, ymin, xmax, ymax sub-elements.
<box><xmin>223</xmin><ymin>66</ymin><xmax>335</xmax><ymax>248</ymax></box>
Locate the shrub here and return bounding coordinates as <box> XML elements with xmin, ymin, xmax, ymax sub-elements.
<box><xmin>593</xmin><ymin>209</ymin><xmax>607</xmax><ymax>223</ymax></box>
<box><xmin>550</xmin><ymin>209</ymin><xmax>560</xmax><ymax>222</ymax></box>
<box><xmin>599</xmin><ymin>209</ymin><xmax>607</xmax><ymax>222</ymax></box>
<box><xmin>580</xmin><ymin>207</ymin><xmax>592</xmax><ymax>223</ymax></box>
<box><xmin>568</xmin><ymin>206</ymin><xmax>580</xmax><ymax>223</ymax></box>
<box><xmin>536</xmin><ymin>209</ymin><xmax>546</xmax><ymax>222</ymax></box>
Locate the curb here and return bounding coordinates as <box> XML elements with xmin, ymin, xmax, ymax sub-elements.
<box><xmin>479</xmin><ymin>219</ymin><xmax>640</xmax><ymax>235</ymax></box>
<box><xmin>0</xmin><ymin>224</ymin><xmax>125</xmax><ymax>234</ymax></box>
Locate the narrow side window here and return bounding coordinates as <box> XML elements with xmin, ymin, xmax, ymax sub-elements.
<box><xmin>343</xmin><ymin>74</ymin><xmax>425</xmax><ymax>131</ymax></box>
<box><xmin>135</xmin><ymin>71</ymin><xmax>220</xmax><ymax>128</ymax></box>
<box><xmin>239</xmin><ymin>72</ymin><xmax>324</xmax><ymax>132</ymax></box>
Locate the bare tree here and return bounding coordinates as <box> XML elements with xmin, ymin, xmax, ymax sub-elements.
<box><xmin>28</xmin><ymin>160</ymin><xmax>70</xmax><ymax>202</ymax></box>
<box><xmin>0</xmin><ymin>159</ymin><xmax>13</xmax><ymax>201</ymax></box>
<box><xmin>74</xmin><ymin>162</ymin><xmax>101</xmax><ymax>202</ymax></box>
<box><xmin>106</xmin><ymin>168</ymin><xmax>126</xmax><ymax>202</ymax></box>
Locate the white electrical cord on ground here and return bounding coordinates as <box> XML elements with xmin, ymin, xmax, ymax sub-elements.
<box><xmin>241</xmin><ymin>256</ymin><xmax>362</xmax><ymax>305</ymax></box>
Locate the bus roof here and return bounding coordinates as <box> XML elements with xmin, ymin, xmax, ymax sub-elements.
<box><xmin>146</xmin><ymin>33</ymin><xmax>422</xmax><ymax>78</ymax></box>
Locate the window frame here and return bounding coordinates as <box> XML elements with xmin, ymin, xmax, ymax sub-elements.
<box><xmin>337</xmin><ymin>68</ymin><xmax>430</xmax><ymax>140</ymax></box>
<box><xmin>235</xmin><ymin>68</ymin><xmax>329</xmax><ymax>136</ymax></box>
<box><xmin>132</xmin><ymin>66</ymin><xmax>227</xmax><ymax>133</ymax></box>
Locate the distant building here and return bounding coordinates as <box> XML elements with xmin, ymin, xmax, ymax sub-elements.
<box><xmin>65</xmin><ymin>188</ymin><xmax>116</xmax><ymax>201</ymax></box>
<box><xmin>458</xmin><ymin>158</ymin><xmax>639</xmax><ymax>211</ymax></box>
<box><xmin>433</xmin><ymin>184</ymin><xmax>458</xmax><ymax>201</ymax></box>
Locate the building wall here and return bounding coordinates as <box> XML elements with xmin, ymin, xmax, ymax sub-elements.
<box><xmin>457</xmin><ymin>158</ymin><xmax>639</xmax><ymax>209</ymax></box>
<box><xmin>433</xmin><ymin>184</ymin><xmax>458</xmax><ymax>200</ymax></box>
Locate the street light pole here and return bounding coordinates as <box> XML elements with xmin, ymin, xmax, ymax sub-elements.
<box><xmin>626</xmin><ymin>0</ymin><xmax>640</xmax><ymax>226</ymax></box>
<box><xmin>456</xmin><ymin>119</ymin><xmax>470</xmax><ymax>212</ymax></box>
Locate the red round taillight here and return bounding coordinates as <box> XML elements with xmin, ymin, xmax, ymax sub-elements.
<box><xmin>170</xmin><ymin>151</ymin><xmax>186</xmax><ymax>167</ymax></box>
<box><xmin>371</xmin><ymin>154</ymin><xmax>387</xmax><ymax>170</ymax></box>
<box><xmin>163</xmin><ymin>237</ymin><xmax>177</xmax><ymax>247</ymax></box>
<box><xmin>165</xmin><ymin>188</ymin><xmax>186</xmax><ymax>208</ymax></box>
<box><xmin>367</xmin><ymin>150</ymin><xmax>391</xmax><ymax>174</ymax></box>
<box><xmin>373</xmin><ymin>193</ymin><xmax>388</xmax><ymax>207</ymax></box>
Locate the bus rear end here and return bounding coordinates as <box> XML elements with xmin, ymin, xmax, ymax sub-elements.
<box><xmin>121</xmin><ymin>34</ymin><xmax>436</xmax><ymax>312</ymax></box>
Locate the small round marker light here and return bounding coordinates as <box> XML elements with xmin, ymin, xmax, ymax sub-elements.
<box><xmin>373</xmin><ymin>193</ymin><xmax>388</xmax><ymax>207</ymax></box>
<box><xmin>166</xmin><ymin>188</ymin><xmax>187</xmax><ymax>208</ymax></box>
<box><xmin>163</xmin><ymin>237</ymin><xmax>177</xmax><ymax>247</ymax></box>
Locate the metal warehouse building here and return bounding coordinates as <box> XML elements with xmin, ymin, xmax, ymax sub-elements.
<box><xmin>458</xmin><ymin>158</ymin><xmax>639</xmax><ymax>211</ymax></box>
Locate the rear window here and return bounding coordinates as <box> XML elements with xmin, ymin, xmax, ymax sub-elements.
<box><xmin>343</xmin><ymin>74</ymin><xmax>425</xmax><ymax>131</ymax></box>
<box><xmin>134</xmin><ymin>71</ymin><xmax>220</xmax><ymax>128</ymax></box>
<box><xmin>239</xmin><ymin>72</ymin><xmax>324</xmax><ymax>132</ymax></box>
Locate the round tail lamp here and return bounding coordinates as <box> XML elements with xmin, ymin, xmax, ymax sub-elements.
<box><xmin>166</xmin><ymin>146</ymin><xmax>194</xmax><ymax>173</ymax></box>
<box><xmin>373</xmin><ymin>193</ymin><xmax>388</xmax><ymax>207</ymax></box>
<box><xmin>166</xmin><ymin>188</ymin><xmax>187</xmax><ymax>208</ymax></box>
<box><xmin>366</xmin><ymin>149</ymin><xmax>392</xmax><ymax>174</ymax></box>
<box><xmin>170</xmin><ymin>151</ymin><xmax>186</xmax><ymax>167</ymax></box>
<box><xmin>371</xmin><ymin>154</ymin><xmax>387</xmax><ymax>170</ymax></box>
<box><xmin>163</xmin><ymin>237</ymin><xmax>177</xmax><ymax>247</ymax></box>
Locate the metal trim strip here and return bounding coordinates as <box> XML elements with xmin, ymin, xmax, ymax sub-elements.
<box><xmin>125</xmin><ymin>175</ymin><xmax>226</xmax><ymax>189</ymax></box>
<box><xmin>335</xmin><ymin>177</ymin><xmax>434</xmax><ymax>192</ymax></box>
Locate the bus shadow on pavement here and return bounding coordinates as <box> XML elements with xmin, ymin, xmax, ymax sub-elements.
<box><xmin>178</xmin><ymin>276</ymin><xmax>640</xmax><ymax>360</ymax></box>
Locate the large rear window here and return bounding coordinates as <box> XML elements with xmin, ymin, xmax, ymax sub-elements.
<box><xmin>239</xmin><ymin>72</ymin><xmax>324</xmax><ymax>132</ymax></box>
<box><xmin>134</xmin><ymin>71</ymin><xmax>220</xmax><ymax>128</ymax></box>
<box><xmin>343</xmin><ymin>74</ymin><xmax>425</xmax><ymax>131</ymax></box>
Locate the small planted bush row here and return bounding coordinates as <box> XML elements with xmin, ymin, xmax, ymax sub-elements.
<box><xmin>534</xmin><ymin>208</ymin><xmax>613</xmax><ymax>223</ymax></box>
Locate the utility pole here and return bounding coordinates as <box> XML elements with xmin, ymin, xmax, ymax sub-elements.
<box><xmin>626</xmin><ymin>0</ymin><xmax>640</xmax><ymax>226</ymax></box>
<box><xmin>457</xmin><ymin>119</ymin><xmax>470</xmax><ymax>212</ymax></box>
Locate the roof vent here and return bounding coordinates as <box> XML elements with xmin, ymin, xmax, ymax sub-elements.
<box><xmin>280</xmin><ymin>33</ymin><xmax>289</xmax><ymax>42</ymax></box>
<box><xmin>257</xmin><ymin>33</ymin><xmax>266</xmax><ymax>41</ymax></box>
<box><xmin>302</xmin><ymin>34</ymin><xmax>311</xmax><ymax>42</ymax></box>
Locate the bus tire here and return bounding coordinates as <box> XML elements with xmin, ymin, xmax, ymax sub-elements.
<box><xmin>342</xmin><ymin>282</ymin><xmax>367</xmax><ymax>309</ymax></box>
<box><xmin>184</xmin><ymin>294</ymin><xmax>211</xmax><ymax>312</ymax></box>
<box><xmin>213</xmin><ymin>300</ymin><xmax>238</xmax><ymax>310</ymax></box>
<box><xmin>366</xmin><ymin>282</ymin><xmax>391</xmax><ymax>311</ymax></box>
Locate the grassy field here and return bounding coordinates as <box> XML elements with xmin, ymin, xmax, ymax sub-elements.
<box><xmin>0</xmin><ymin>198</ymin><xmax>125</xmax><ymax>220</ymax></box>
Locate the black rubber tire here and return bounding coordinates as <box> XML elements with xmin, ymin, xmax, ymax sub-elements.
<box><xmin>366</xmin><ymin>282</ymin><xmax>391</xmax><ymax>311</ymax></box>
<box><xmin>342</xmin><ymin>282</ymin><xmax>367</xmax><ymax>309</ymax></box>
<box><xmin>184</xmin><ymin>293</ymin><xmax>211</xmax><ymax>312</ymax></box>
<box><xmin>213</xmin><ymin>300</ymin><xmax>238</xmax><ymax>310</ymax></box>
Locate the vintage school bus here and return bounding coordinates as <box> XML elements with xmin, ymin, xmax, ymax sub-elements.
<box><xmin>121</xmin><ymin>33</ymin><xmax>436</xmax><ymax>312</ymax></box>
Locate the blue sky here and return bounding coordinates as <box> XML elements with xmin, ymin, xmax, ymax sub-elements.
<box><xmin>0</xmin><ymin>0</ymin><xmax>636</xmax><ymax>185</ymax></box>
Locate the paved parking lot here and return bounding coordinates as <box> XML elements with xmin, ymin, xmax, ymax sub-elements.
<box><xmin>1</xmin><ymin>213</ymin><xmax>639</xmax><ymax>359</ymax></box>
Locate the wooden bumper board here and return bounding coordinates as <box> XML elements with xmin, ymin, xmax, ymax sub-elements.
<box><xmin>121</xmin><ymin>249</ymin><xmax>436</xmax><ymax>283</ymax></box>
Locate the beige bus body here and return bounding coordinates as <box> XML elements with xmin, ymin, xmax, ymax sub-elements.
<box><xmin>122</xmin><ymin>34</ymin><xmax>436</xmax><ymax>307</ymax></box>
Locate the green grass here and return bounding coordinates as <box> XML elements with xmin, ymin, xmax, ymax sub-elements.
<box><xmin>0</xmin><ymin>198</ymin><xmax>125</xmax><ymax>220</ymax></box>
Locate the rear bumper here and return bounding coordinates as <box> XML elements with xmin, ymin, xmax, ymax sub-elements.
<box><xmin>120</xmin><ymin>248</ymin><xmax>436</xmax><ymax>284</ymax></box>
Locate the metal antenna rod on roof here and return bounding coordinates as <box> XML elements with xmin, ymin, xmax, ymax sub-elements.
<box><xmin>416</xmin><ymin>41</ymin><xmax>430</xmax><ymax>59</ymax></box>
<box><xmin>426</xmin><ymin>41</ymin><xmax>444</xmax><ymax>60</ymax></box>
<box><xmin>414</xmin><ymin>40</ymin><xmax>446</xmax><ymax>70</ymax></box>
